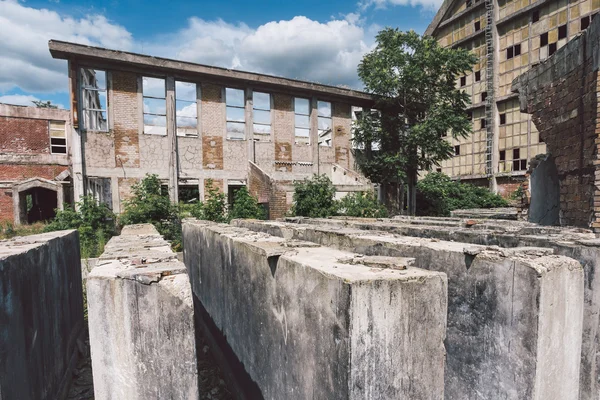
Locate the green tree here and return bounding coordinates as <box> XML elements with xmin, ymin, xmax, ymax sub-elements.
<box><xmin>229</xmin><ymin>187</ymin><xmax>266</xmax><ymax>220</ymax></box>
<box><xmin>353</xmin><ymin>29</ymin><xmax>477</xmax><ymax>215</ymax></box>
<box><xmin>32</xmin><ymin>100</ymin><xmax>58</xmax><ymax>109</ymax></box>
<box><xmin>291</xmin><ymin>174</ymin><xmax>338</xmax><ymax>218</ymax></box>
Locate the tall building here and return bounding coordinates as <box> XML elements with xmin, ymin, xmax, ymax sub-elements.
<box><xmin>426</xmin><ymin>0</ymin><xmax>599</xmax><ymax>196</ymax></box>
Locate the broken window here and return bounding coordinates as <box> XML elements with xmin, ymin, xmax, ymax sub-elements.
<box><xmin>143</xmin><ymin>77</ymin><xmax>167</xmax><ymax>135</ymax></box>
<box><xmin>475</xmin><ymin>70</ymin><xmax>481</xmax><ymax>82</ymax></box>
<box><xmin>506</xmin><ymin>44</ymin><xmax>520</xmax><ymax>59</ymax></box>
<box><xmin>532</xmin><ymin>9</ymin><xmax>540</xmax><ymax>23</ymax></box>
<box><xmin>226</xmin><ymin>88</ymin><xmax>245</xmax><ymax>140</ymax></box>
<box><xmin>460</xmin><ymin>76</ymin><xmax>466</xmax><ymax>86</ymax></box>
<box><xmin>87</xmin><ymin>177</ymin><xmax>112</xmax><ymax>208</ymax></box>
<box><xmin>175</xmin><ymin>81</ymin><xmax>197</xmax><ymax>137</ymax></box>
<box><xmin>481</xmin><ymin>92</ymin><xmax>488</xmax><ymax>102</ymax></box>
<box><xmin>500</xmin><ymin>113</ymin><xmax>506</xmax><ymax>125</ymax></box>
<box><xmin>549</xmin><ymin>42</ymin><xmax>557</xmax><ymax>55</ymax></box>
<box><xmin>480</xmin><ymin>118</ymin><xmax>487</xmax><ymax>129</ymax></box>
<box><xmin>49</xmin><ymin>121</ymin><xmax>67</xmax><ymax>154</ymax></box>
<box><xmin>582</xmin><ymin>16</ymin><xmax>591</xmax><ymax>30</ymax></box>
<box><xmin>474</xmin><ymin>21</ymin><xmax>481</xmax><ymax>32</ymax></box>
<box><xmin>294</xmin><ymin>97</ymin><xmax>310</xmax><ymax>144</ymax></box>
<box><xmin>351</xmin><ymin>106</ymin><xmax>363</xmax><ymax>149</ymax></box>
<box><xmin>499</xmin><ymin>150</ymin><xmax>506</xmax><ymax>161</ymax></box>
<box><xmin>80</xmin><ymin>68</ymin><xmax>108</xmax><ymax>131</ymax></box>
<box><xmin>253</xmin><ymin>91</ymin><xmax>271</xmax><ymax>137</ymax></box>
<box><xmin>540</xmin><ymin>32</ymin><xmax>549</xmax><ymax>46</ymax></box>
<box><xmin>178</xmin><ymin>185</ymin><xmax>200</xmax><ymax>203</ymax></box>
<box><xmin>454</xmin><ymin>145</ymin><xmax>461</xmax><ymax>156</ymax></box>
<box><xmin>558</xmin><ymin>24</ymin><xmax>567</xmax><ymax>39</ymax></box>
<box><xmin>318</xmin><ymin>101</ymin><xmax>332</xmax><ymax>147</ymax></box>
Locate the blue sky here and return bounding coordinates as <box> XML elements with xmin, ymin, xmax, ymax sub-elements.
<box><xmin>0</xmin><ymin>0</ymin><xmax>440</xmax><ymax>110</ymax></box>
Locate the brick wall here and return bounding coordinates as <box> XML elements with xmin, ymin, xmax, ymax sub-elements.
<box><xmin>112</xmin><ymin>71</ymin><xmax>140</xmax><ymax>168</ymax></box>
<box><xmin>0</xmin><ymin>117</ymin><xmax>50</xmax><ymax>154</ymax></box>
<box><xmin>513</xmin><ymin>20</ymin><xmax>600</xmax><ymax>229</ymax></box>
<box><xmin>0</xmin><ymin>189</ymin><xmax>14</xmax><ymax>223</ymax></box>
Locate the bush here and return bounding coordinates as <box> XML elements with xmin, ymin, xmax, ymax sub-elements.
<box><xmin>229</xmin><ymin>187</ymin><xmax>266</xmax><ymax>220</ymax></box>
<box><xmin>338</xmin><ymin>191</ymin><xmax>388</xmax><ymax>218</ymax></box>
<box><xmin>202</xmin><ymin>179</ymin><xmax>228</xmax><ymax>223</ymax></box>
<box><xmin>119</xmin><ymin>174</ymin><xmax>182</xmax><ymax>250</ymax></box>
<box><xmin>45</xmin><ymin>196</ymin><xmax>116</xmax><ymax>258</ymax></box>
<box><xmin>291</xmin><ymin>174</ymin><xmax>338</xmax><ymax>218</ymax></box>
<box><xmin>416</xmin><ymin>173</ymin><xmax>508</xmax><ymax>217</ymax></box>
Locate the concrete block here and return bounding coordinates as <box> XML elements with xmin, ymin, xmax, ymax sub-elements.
<box><xmin>234</xmin><ymin>219</ymin><xmax>585</xmax><ymax>400</ymax></box>
<box><xmin>0</xmin><ymin>230</ymin><xmax>84</xmax><ymax>400</ymax></box>
<box><xmin>87</xmin><ymin>224</ymin><xmax>198</xmax><ymax>400</ymax></box>
<box><xmin>183</xmin><ymin>220</ymin><xmax>448</xmax><ymax>400</ymax></box>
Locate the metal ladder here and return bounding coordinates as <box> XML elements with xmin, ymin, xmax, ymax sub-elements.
<box><xmin>484</xmin><ymin>0</ymin><xmax>495</xmax><ymax>177</ymax></box>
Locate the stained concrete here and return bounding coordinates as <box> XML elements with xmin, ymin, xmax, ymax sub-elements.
<box><xmin>0</xmin><ymin>230</ymin><xmax>84</xmax><ymax>400</ymax></box>
<box><xmin>87</xmin><ymin>224</ymin><xmax>199</xmax><ymax>400</ymax></box>
<box><xmin>183</xmin><ymin>220</ymin><xmax>448</xmax><ymax>400</ymax></box>
<box><xmin>233</xmin><ymin>219</ymin><xmax>585</xmax><ymax>400</ymax></box>
<box><xmin>529</xmin><ymin>156</ymin><xmax>560</xmax><ymax>226</ymax></box>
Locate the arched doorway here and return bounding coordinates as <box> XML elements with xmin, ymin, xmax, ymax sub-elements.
<box><xmin>12</xmin><ymin>178</ymin><xmax>64</xmax><ymax>225</ymax></box>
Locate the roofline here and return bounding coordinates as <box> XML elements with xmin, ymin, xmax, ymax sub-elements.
<box><xmin>48</xmin><ymin>40</ymin><xmax>374</xmax><ymax>103</ymax></box>
<box><xmin>425</xmin><ymin>0</ymin><xmax>456</xmax><ymax>36</ymax></box>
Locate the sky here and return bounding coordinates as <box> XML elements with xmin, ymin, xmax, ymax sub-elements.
<box><xmin>0</xmin><ymin>0</ymin><xmax>441</xmax><ymax>110</ymax></box>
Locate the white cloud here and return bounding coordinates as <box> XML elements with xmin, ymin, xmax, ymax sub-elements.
<box><xmin>360</xmin><ymin>0</ymin><xmax>443</xmax><ymax>11</ymax></box>
<box><xmin>0</xmin><ymin>0</ymin><xmax>132</xmax><ymax>93</ymax></box>
<box><xmin>0</xmin><ymin>1</ymin><xmax>376</xmax><ymax>101</ymax></box>
<box><xmin>0</xmin><ymin>94</ymin><xmax>64</xmax><ymax>109</ymax></box>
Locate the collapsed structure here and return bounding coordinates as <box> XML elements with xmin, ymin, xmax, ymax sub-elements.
<box><xmin>46</xmin><ymin>41</ymin><xmax>373</xmax><ymax>220</ymax></box>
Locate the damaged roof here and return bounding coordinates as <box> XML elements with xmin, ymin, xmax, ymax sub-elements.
<box><xmin>48</xmin><ymin>40</ymin><xmax>374</xmax><ymax>104</ymax></box>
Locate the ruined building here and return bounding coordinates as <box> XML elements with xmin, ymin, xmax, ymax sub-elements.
<box><xmin>47</xmin><ymin>41</ymin><xmax>373</xmax><ymax>219</ymax></box>
<box><xmin>426</xmin><ymin>0</ymin><xmax>599</xmax><ymax>196</ymax></box>
<box><xmin>0</xmin><ymin>103</ymin><xmax>72</xmax><ymax>224</ymax></box>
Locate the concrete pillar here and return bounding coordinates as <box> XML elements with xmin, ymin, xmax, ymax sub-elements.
<box><xmin>183</xmin><ymin>220</ymin><xmax>448</xmax><ymax>400</ymax></box>
<box><xmin>87</xmin><ymin>224</ymin><xmax>198</xmax><ymax>400</ymax></box>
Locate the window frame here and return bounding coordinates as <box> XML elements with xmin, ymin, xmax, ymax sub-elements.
<box><xmin>317</xmin><ymin>100</ymin><xmax>333</xmax><ymax>147</ymax></box>
<box><xmin>252</xmin><ymin>91</ymin><xmax>272</xmax><ymax>138</ymax></box>
<box><xmin>175</xmin><ymin>80</ymin><xmax>198</xmax><ymax>137</ymax></box>
<box><xmin>226</xmin><ymin>87</ymin><xmax>246</xmax><ymax>140</ymax></box>
<box><xmin>80</xmin><ymin>68</ymin><xmax>108</xmax><ymax>132</ymax></box>
<box><xmin>142</xmin><ymin>76</ymin><xmax>168</xmax><ymax>136</ymax></box>
<box><xmin>49</xmin><ymin>120</ymin><xmax>67</xmax><ymax>155</ymax></box>
<box><xmin>294</xmin><ymin>97</ymin><xmax>311</xmax><ymax>145</ymax></box>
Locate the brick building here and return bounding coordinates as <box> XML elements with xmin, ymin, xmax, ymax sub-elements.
<box><xmin>512</xmin><ymin>15</ymin><xmax>600</xmax><ymax>230</ymax></box>
<box><xmin>48</xmin><ymin>41</ymin><xmax>373</xmax><ymax>219</ymax></box>
<box><xmin>0</xmin><ymin>104</ymin><xmax>72</xmax><ymax>224</ymax></box>
<box><xmin>426</xmin><ymin>0</ymin><xmax>599</xmax><ymax>197</ymax></box>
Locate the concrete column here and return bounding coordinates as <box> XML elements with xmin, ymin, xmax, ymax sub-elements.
<box><xmin>68</xmin><ymin>60</ymin><xmax>85</xmax><ymax>206</ymax></box>
<box><xmin>166</xmin><ymin>76</ymin><xmax>178</xmax><ymax>204</ymax></box>
<box><xmin>87</xmin><ymin>224</ymin><xmax>198</xmax><ymax>400</ymax></box>
<box><xmin>311</xmin><ymin>96</ymin><xmax>319</xmax><ymax>175</ymax></box>
<box><xmin>183</xmin><ymin>220</ymin><xmax>447</xmax><ymax>400</ymax></box>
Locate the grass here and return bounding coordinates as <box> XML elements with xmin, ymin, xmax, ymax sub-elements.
<box><xmin>0</xmin><ymin>221</ymin><xmax>47</xmax><ymax>240</ymax></box>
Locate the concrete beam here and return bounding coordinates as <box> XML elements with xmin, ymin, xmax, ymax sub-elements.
<box><xmin>87</xmin><ymin>224</ymin><xmax>199</xmax><ymax>400</ymax></box>
<box><xmin>0</xmin><ymin>230</ymin><xmax>84</xmax><ymax>400</ymax></box>
<box><xmin>183</xmin><ymin>220</ymin><xmax>448</xmax><ymax>400</ymax></box>
<box><xmin>233</xmin><ymin>219</ymin><xmax>585</xmax><ymax>400</ymax></box>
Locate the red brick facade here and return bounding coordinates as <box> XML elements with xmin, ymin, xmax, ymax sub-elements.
<box><xmin>513</xmin><ymin>22</ymin><xmax>600</xmax><ymax>229</ymax></box>
<box><xmin>0</xmin><ymin>117</ymin><xmax>51</xmax><ymax>154</ymax></box>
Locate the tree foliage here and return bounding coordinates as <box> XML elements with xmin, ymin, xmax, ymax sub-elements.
<box><xmin>32</xmin><ymin>100</ymin><xmax>58</xmax><ymax>109</ymax></box>
<box><xmin>353</xmin><ymin>29</ymin><xmax>477</xmax><ymax>214</ymax></box>
<box><xmin>416</xmin><ymin>173</ymin><xmax>508</xmax><ymax>217</ymax></box>
<box><xmin>202</xmin><ymin>179</ymin><xmax>228</xmax><ymax>223</ymax></box>
<box><xmin>229</xmin><ymin>186</ymin><xmax>266</xmax><ymax>220</ymax></box>
<box><xmin>291</xmin><ymin>174</ymin><xmax>338</xmax><ymax>218</ymax></box>
<box><xmin>45</xmin><ymin>196</ymin><xmax>116</xmax><ymax>258</ymax></box>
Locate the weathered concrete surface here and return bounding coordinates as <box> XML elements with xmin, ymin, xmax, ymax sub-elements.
<box><xmin>450</xmin><ymin>207</ymin><xmax>518</xmax><ymax>220</ymax></box>
<box><xmin>0</xmin><ymin>230</ymin><xmax>84</xmax><ymax>400</ymax></box>
<box><xmin>87</xmin><ymin>224</ymin><xmax>199</xmax><ymax>400</ymax></box>
<box><xmin>529</xmin><ymin>157</ymin><xmax>560</xmax><ymax>226</ymax></box>
<box><xmin>183</xmin><ymin>220</ymin><xmax>448</xmax><ymax>400</ymax></box>
<box><xmin>234</xmin><ymin>219</ymin><xmax>585</xmax><ymax>400</ymax></box>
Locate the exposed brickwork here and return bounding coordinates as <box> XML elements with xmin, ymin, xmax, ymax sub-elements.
<box><xmin>0</xmin><ymin>164</ymin><xmax>67</xmax><ymax>181</ymax></box>
<box><xmin>112</xmin><ymin>71</ymin><xmax>140</xmax><ymax>168</ymax></box>
<box><xmin>202</xmin><ymin>136</ymin><xmax>224</xmax><ymax>170</ymax></box>
<box><xmin>274</xmin><ymin>142</ymin><xmax>292</xmax><ymax>172</ymax></box>
<box><xmin>248</xmin><ymin>163</ymin><xmax>271</xmax><ymax>204</ymax></box>
<box><xmin>0</xmin><ymin>190</ymin><xmax>14</xmax><ymax>223</ymax></box>
<box><xmin>333</xmin><ymin>103</ymin><xmax>352</xmax><ymax>169</ymax></box>
<box><xmin>201</xmin><ymin>83</ymin><xmax>224</xmax><ymax>137</ymax></box>
<box><xmin>118</xmin><ymin>177</ymin><xmax>138</xmax><ymax>204</ymax></box>
<box><xmin>513</xmin><ymin>26</ymin><xmax>599</xmax><ymax>228</ymax></box>
<box><xmin>496</xmin><ymin>176</ymin><xmax>526</xmax><ymax>199</ymax></box>
<box><xmin>0</xmin><ymin>117</ymin><xmax>50</xmax><ymax>154</ymax></box>
<box><xmin>270</xmin><ymin>181</ymin><xmax>292</xmax><ymax>219</ymax></box>
<box><xmin>204</xmin><ymin>178</ymin><xmax>223</xmax><ymax>195</ymax></box>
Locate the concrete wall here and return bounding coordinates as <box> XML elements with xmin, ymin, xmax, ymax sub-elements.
<box><xmin>529</xmin><ymin>156</ymin><xmax>560</xmax><ymax>225</ymax></box>
<box><xmin>282</xmin><ymin>216</ymin><xmax>600</xmax><ymax>399</ymax></box>
<box><xmin>87</xmin><ymin>224</ymin><xmax>198</xmax><ymax>400</ymax></box>
<box><xmin>0</xmin><ymin>230</ymin><xmax>84</xmax><ymax>400</ymax></box>
<box><xmin>183</xmin><ymin>220</ymin><xmax>448</xmax><ymax>400</ymax></box>
<box><xmin>233</xmin><ymin>219</ymin><xmax>585</xmax><ymax>400</ymax></box>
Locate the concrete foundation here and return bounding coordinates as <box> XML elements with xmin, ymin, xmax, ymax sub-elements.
<box><xmin>183</xmin><ymin>220</ymin><xmax>448</xmax><ymax>400</ymax></box>
<box><xmin>87</xmin><ymin>224</ymin><xmax>199</xmax><ymax>400</ymax></box>
<box><xmin>0</xmin><ymin>230</ymin><xmax>84</xmax><ymax>400</ymax></box>
<box><xmin>233</xmin><ymin>219</ymin><xmax>585</xmax><ymax>399</ymax></box>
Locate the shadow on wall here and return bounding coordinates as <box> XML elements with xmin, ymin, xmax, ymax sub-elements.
<box><xmin>529</xmin><ymin>155</ymin><xmax>560</xmax><ymax>226</ymax></box>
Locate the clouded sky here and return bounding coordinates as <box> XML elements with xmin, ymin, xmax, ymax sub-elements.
<box><xmin>0</xmin><ymin>0</ymin><xmax>440</xmax><ymax>109</ymax></box>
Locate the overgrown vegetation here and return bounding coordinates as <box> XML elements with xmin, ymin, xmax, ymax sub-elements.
<box><xmin>202</xmin><ymin>180</ymin><xmax>229</xmax><ymax>223</ymax></box>
<box><xmin>0</xmin><ymin>221</ymin><xmax>46</xmax><ymax>240</ymax></box>
<box><xmin>352</xmin><ymin>29</ymin><xmax>477</xmax><ymax>214</ymax></box>
<box><xmin>229</xmin><ymin>186</ymin><xmax>266</xmax><ymax>220</ymax></box>
<box><xmin>338</xmin><ymin>191</ymin><xmax>388</xmax><ymax>218</ymax></box>
<box><xmin>416</xmin><ymin>173</ymin><xmax>508</xmax><ymax>217</ymax></box>
<box><xmin>44</xmin><ymin>196</ymin><xmax>116</xmax><ymax>258</ymax></box>
<box><xmin>290</xmin><ymin>174</ymin><xmax>338</xmax><ymax>218</ymax></box>
<box><xmin>290</xmin><ymin>174</ymin><xmax>387</xmax><ymax>219</ymax></box>
<box><xmin>119</xmin><ymin>174</ymin><xmax>183</xmax><ymax>250</ymax></box>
